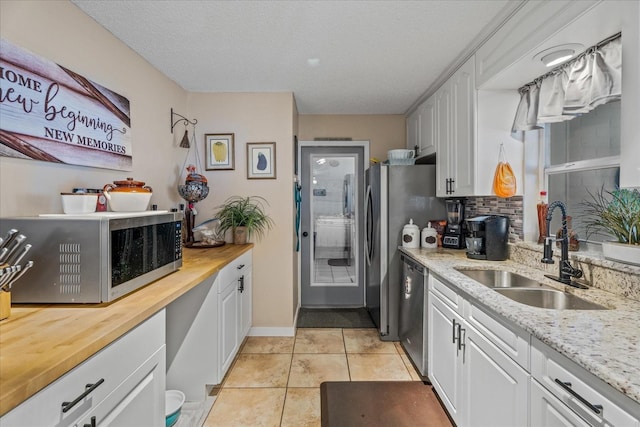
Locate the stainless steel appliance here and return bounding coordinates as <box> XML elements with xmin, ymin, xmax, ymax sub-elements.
<box><xmin>442</xmin><ymin>198</ymin><xmax>466</xmax><ymax>249</ymax></box>
<box><xmin>365</xmin><ymin>164</ymin><xmax>444</xmax><ymax>340</ymax></box>
<box><xmin>399</xmin><ymin>254</ymin><xmax>428</xmax><ymax>379</ymax></box>
<box><xmin>0</xmin><ymin>211</ymin><xmax>183</xmax><ymax>303</ymax></box>
<box><xmin>465</xmin><ymin>215</ymin><xmax>510</xmax><ymax>261</ymax></box>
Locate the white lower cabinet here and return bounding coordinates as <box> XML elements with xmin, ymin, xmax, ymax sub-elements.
<box><xmin>428</xmin><ymin>275</ymin><xmax>529</xmax><ymax>427</ymax></box>
<box><xmin>531</xmin><ymin>338</ymin><xmax>640</xmax><ymax>427</ymax></box>
<box><xmin>1</xmin><ymin>310</ymin><xmax>166</xmax><ymax>427</ymax></box>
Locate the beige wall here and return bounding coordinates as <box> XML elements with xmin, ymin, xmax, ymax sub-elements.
<box><xmin>1</xmin><ymin>1</ymin><xmax>298</xmax><ymax>331</ymax></box>
<box><xmin>188</xmin><ymin>92</ymin><xmax>297</xmax><ymax>329</ymax></box>
<box><xmin>0</xmin><ymin>0</ymin><xmax>188</xmax><ymax>217</ymax></box>
<box><xmin>298</xmin><ymin>115</ymin><xmax>406</xmax><ymax>162</ymax></box>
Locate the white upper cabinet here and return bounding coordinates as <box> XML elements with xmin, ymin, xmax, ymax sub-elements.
<box><xmin>406</xmin><ymin>97</ymin><xmax>436</xmax><ymax>158</ymax></box>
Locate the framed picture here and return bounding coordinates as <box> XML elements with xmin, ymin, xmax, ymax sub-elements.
<box><xmin>247</xmin><ymin>142</ymin><xmax>276</xmax><ymax>179</ymax></box>
<box><xmin>205</xmin><ymin>133</ymin><xmax>234</xmax><ymax>170</ymax></box>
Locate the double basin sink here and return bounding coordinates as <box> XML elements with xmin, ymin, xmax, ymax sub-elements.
<box><xmin>457</xmin><ymin>269</ymin><xmax>607</xmax><ymax>310</ymax></box>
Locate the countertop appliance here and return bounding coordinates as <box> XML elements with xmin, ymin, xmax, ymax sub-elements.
<box><xmin>442</xmin><ymin>198</ymin><xmax>466</xmax><ymax>249</ymax></box>
<box><xmin>365</xmin><ymin>163</ymin><xmax>445</xmax><ymax>340</ymax></box>
<box><xmin>0</xmin><ymin>211</ymin><xmax>183</xmax><ymax>303</ymax></box>
<box><xmin>465</xmin><ymin>215</ymin><xmax>509</xmax><ymax>261</ymax></box>
<box><xmin>399</xmin><ymin>254</ymin><xmax>429</xmax><ymax>379</ymax></box>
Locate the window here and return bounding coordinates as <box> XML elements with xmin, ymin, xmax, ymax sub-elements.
<box><xmin>544</xmin><ymin>100</ymin><xmax>620</xmax><ymax>243</ymax></box>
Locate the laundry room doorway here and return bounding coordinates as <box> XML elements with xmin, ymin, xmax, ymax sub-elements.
<box><xmin>299</xmin><ymin>141</ymin><xmax>368</xmax><ymax>307</ymax></box>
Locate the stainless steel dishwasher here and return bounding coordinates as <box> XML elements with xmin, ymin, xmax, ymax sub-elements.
<box><xmin>399</xmin><ymin>254</ymin><xmax>429</xmax><ymax>379</ymax></box>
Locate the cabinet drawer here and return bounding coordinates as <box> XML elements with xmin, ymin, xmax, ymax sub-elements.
<box><xmin>1</xmin><ymin>310</ymin><xmax>165</xmax><ymax>427</ymax></box>
<box><xmin>429</xmin><ymin>274</ymin><xmax>462</xmax><ymax>314</ymax></box>
<box><xmin>218</xmin><ymin>250</ymin><xmax>252</xmax><ymax>287</ymax></box>
<box><xmin>464</xmin><ymin>299</ymin><xmax>529</xmax><ymax>370</ymax></box>
<box><xmin>531</xmin><ymin>338</ymin><xmax>640</xmax><ymax>427</ymax></box>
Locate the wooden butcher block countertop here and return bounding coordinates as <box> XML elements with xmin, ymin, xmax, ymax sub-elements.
<box><xmin>0</xmin><ymin>244</ymin><xmax>253</xmax><ymax>416</ymax></box>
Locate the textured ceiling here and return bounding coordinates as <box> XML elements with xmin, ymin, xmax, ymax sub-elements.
<box><xmin>72</xmin><ymin>0</ymin><xmax>520</xmax><ymax>115</ymax></box>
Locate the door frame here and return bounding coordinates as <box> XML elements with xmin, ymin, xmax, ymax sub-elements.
<box><xmin>296</xmin><ymin>140</ymin><xmax>370</xmax><ymax>308</ymax></box>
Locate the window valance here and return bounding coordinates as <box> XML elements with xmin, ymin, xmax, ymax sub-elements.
<box><xmin>512</xmin><ymin>34</ymin><xmax>621</xmax><ymax>132</ymax></box>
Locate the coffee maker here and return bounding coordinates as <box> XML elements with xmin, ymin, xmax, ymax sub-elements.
<box><xmin>442</xmin><ymin>199</ymin><xmax>466</xmax><ymax>249</ymax></box>
<box><xmin>465</xmin><ymin>215</ymin><xmax>510</xmax><ymax>260</ymax></box>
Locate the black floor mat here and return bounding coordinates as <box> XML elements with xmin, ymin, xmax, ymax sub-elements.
<box><xmin>327</xmin><ymin>258</ymin><xmax>351</xmax><ymax>267</ymax></box>
<box><xmin>297</xmin><ymin>307</ymin><xmax>375</xmax><ymax>328</ymax></box>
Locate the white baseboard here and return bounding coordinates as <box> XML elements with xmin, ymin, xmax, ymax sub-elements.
<box><xmin>248</xmin><ymin>326</ymin><xmax>295</xmax><ymax>337</ymax></box>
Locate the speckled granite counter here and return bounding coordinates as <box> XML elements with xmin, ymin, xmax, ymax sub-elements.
<box><xmin>399</xmin><ymin>246</ymin><xmax>640</xmax><ymax>406</ymax></box>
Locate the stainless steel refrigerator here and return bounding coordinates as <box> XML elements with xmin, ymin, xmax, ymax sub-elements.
<box><xmin>365</xmin><ymin>164</ymin><xmax>445</xmax><ymax>340</ymax></box>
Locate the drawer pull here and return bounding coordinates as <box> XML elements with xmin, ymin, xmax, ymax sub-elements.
<box><xmin>237</xmin><ymin>264</ymin><xmax>245</xmax><ymax>270</ymax></box>
<box><xmin>61</xmin><ymin>378</ymin><xmax>105</xmax><ymax>413</ymax></box>
<box><xmin>84</xmin><ymin>416</ymin><xmax>97</xmax><ymax>427</ymax></box>
<box><xmin>554</xmin><ymin>378</ymin><xmax>603</xmax><ymax>415</ymax></box>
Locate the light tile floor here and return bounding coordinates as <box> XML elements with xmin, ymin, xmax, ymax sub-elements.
<box><xmin>203</xmin><ymin>328</ymin><xmax>426</xmax><ymax>427</ymax></box>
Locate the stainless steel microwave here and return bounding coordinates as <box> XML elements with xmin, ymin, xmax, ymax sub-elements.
<box><xmin>1</xmin><ymin>211</ymin><xmax>183</xmax><ymax>303</ymax></box>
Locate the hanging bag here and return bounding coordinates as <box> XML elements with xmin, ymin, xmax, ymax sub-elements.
<box><xmin>493</xmin><ymin>144</ymin><xmax>517</xmax><ymax>198</ymax></box>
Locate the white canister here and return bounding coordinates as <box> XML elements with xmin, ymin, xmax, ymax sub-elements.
<box><xmin>421</xmin><ymin>222</ymin><xmax>438</xmax><ymax>249</ymax></box>
<box><xmin>402</xmin><ymin>218</ymin><xmax>420</xmax><ymax>248</ymax></box>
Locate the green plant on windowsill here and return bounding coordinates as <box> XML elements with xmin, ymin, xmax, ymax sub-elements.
<box><xmin>581</xmin><ymin>187</ymin><xmax>640</xmax><ymax>265</ymax></box>
<box><xmin>215</xmin><ymin>195</ymin><xmax>274</xmax><ymax>244</ymax></box>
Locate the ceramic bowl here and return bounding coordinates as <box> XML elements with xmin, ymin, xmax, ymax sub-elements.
<box><xmin>61</xmin><ymin>193</ymin><xmax>98</xmax><ymax>214</ymax></box>
<box><xmin>104</xmin><ymin>191</ymin><xmax>152</xmax><ymax>212</ymax></box>
<box><xmin>165</xmin><ymin>390</ymin><xmax>185</xmax><ymax>427</ymax></box>
<box><xmin>387</xmin><ymin>149</ymin><xmax>415</xmax><ymax>160</ymax></box>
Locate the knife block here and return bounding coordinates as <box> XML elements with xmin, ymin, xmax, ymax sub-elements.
<box><xmin>0</xmin><ymin>291</ymin><xmax>10</xmax><ymax>320</ymax></box>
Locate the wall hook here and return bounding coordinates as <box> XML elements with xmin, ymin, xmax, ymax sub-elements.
<box><xmin>171</xmin><ymin>108</ymin><xmax>197</xmax><ymax>133</ymax></box>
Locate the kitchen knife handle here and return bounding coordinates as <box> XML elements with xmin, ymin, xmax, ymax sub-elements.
<box><xmin>61</xmin><ymin>378</ymin><xmax>104</xmax><ymax>413</ymax></box>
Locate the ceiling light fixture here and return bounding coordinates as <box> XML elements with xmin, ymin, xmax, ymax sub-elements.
<box><xmin>532</xmin><ymin>43</ymin><xmax>584</xmax><ymax>68</ymax></box>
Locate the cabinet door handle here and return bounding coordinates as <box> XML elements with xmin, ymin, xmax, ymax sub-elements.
<box><xmin>452</xmin><ymin>319</ymin><xmax>458</xmax><ymax>344</ymax></box>
<box><xmin>84</xmin><ymin>416</ymin><xmax>97</xmax><ymax>427</ymax></box>
<box><xmin>554</xmin><ymin>378</ymin><xmax>603</xmax><ymax>415</ymax></box>
<box><xmin>61</xmin><ymin>378</ymin><xmax>104</xmax><ymax>413</ymax></box>
<box><xmin>237</xmin><ymin>264</ymin><xmax>245</xmax><ymax>270</ymax></box>
<box><xmin>457</xmin><ymin>325</ymin><xmax>465</xmax><ymax>352</ymax></box>
<box><xmin>238</xmin><ymin>275</ymin><xmax>244</xmax><ymax>293</ymax></box>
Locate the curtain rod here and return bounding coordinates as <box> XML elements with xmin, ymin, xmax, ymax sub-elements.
<box><xmin>518</xmin><ymin>32</ymin><xmax>621</xmax><ymax>92</ymax></box>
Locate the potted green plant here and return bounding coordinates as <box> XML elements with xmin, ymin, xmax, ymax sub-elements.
<box><xmin>581</xmin><ymin>187</ymin><xmax>640</xmax><ymax>265</ymax></box>
<box><xmin>215</xmin><ymin>196</ymin><xmax>274</xmax><ymax>244</ymax></box>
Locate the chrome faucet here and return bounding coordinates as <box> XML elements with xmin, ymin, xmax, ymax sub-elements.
<box><xmin>541</xmin><ymin>201</ymin><xmax>586</xmax><ymax>288</ymax></box>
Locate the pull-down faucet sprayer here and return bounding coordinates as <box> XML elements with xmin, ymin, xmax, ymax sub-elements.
<box><xmin>541</xmin><ymin>201</ymin><xmax>586</xmax><ymax>289</ymax></box>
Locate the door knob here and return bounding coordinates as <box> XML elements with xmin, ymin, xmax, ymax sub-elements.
<box><xmin>302</xmin><ymin>232</ymin><xmax>309</xmax><ymax>237</ymax></box>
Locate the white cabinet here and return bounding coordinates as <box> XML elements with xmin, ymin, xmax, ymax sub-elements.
<box><xmin>531</xmin><ymin>379</ymin><xmax>592</xmax><ymax>427</ymax></box>
<box><xmin>1</xmin><ymin>310</ymin><xmax>166</xmax><ymax>427</ymax></box>
<box><xmin>217</xmin><ymin>250</ymin><xmax>252</xmax><ymax>381</ymax></box>
<box><xmin>406</xmin><ymin>99</ymin><xmax>437</xmax><ymax>158</ymax></box>
<box><xmin>531</xmin><ymin>338</ymin><xmax>640</xmax><ymax>427</ymax></box>
<box><xmin>428</xmin><ymin>275</ymin><xmax>530</xmax><ymax>427</ymax></box>
<box><xmin>429</xmin><ymin>289</ymin><xmax>464</xmax><ymax>423</ymax></box>
<box><xmin>166</xmin><ymin>273</ymin><xmax>220</xmax><ymax>400</ymax></box>
<box><xmin>436</xmin><ymin>56</ymin><xmax>476</xmax><ymax>197</ymax></box>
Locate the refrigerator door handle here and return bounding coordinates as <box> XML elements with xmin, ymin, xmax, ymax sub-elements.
<box><xmin>365</xmin><ymin>184</ymin><xmax>373</xmax><ymax>266</ymax></box>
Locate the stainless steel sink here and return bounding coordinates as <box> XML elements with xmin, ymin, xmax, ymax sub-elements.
<box><xmin>457</xmin><ymin>269</ymin><xmax>545</xmax><ymax>288</ymax></box>
<box><xmin>456</xmin><ymin>268</ymin><xmax>608</xmax><ymax>310</ymax></box>
<box><xmin>493</xmin><ymin>288</ymin><xmax>607</xmax><ymax>310</ymax></box>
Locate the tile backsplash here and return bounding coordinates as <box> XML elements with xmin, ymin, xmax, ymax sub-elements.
<box><xmin>465</xmin><ymin>196</ymin><xmax>523</xmax><ymax>239</ymax></box>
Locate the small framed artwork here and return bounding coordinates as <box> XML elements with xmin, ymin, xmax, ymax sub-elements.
<box><xmin>205</xmin><ymin>133</ymin><xmax>234</xmax><ymax>170</ymax></box>
<box><xmin>247</xmin><ymin>142</ymin><xmax>276</xmax><ymax>179</ymax></box>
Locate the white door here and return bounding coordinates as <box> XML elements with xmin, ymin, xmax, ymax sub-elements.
<box><xmin>300</xmin><ymin>144</ymin><xmax>365</xmax><ymax>307</ymax></box>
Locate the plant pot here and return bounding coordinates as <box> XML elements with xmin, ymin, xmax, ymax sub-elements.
<box><xmin>233</xmin><ymin>226</ymin><xmax>248</xmax><ymax>245</ymax></box>
<box><xmin>602</xmin><ymin>241</ymin><xmax>640</xmax><ymax>266</ymax></box>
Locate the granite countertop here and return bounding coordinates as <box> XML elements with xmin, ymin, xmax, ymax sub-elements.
<box><xmin>399</xmin><ymin>246</ymin><xmax>640</xmax><ymax>405</ymax></box>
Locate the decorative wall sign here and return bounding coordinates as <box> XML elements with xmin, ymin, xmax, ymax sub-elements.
<box><xmin>247</xmin><ymin>142</ymin><xmax>276</xmax><ymax>179</ymax></box>
<box><xmin>205</xmin><ymin>133</ymin><xmax>234</xmax><ymax>170</ymax></box>
<box><xmin>0</xmin><ymin>38</ymin><xmax>132</xmax><ymax>170</ymax></box>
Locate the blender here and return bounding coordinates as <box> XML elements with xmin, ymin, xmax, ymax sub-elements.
<box><xmin>442</xmin><ymin>199</ymin><xmax>466</xmax><ymax>249</ymax></box>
